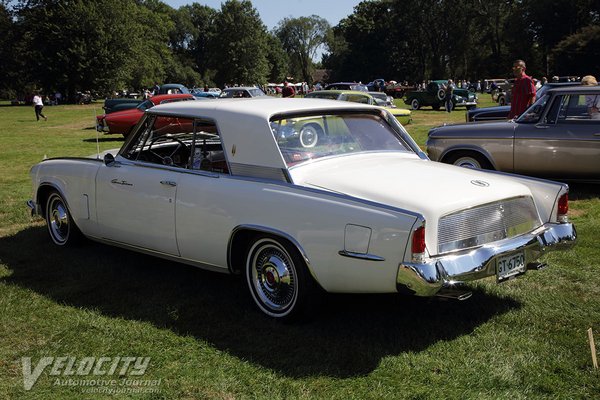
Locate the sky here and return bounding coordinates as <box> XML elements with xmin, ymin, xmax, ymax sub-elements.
<box><xmin>163</xmin><ymin>0</ymin><xmax>362</xmax><ymax>30</ymax></box>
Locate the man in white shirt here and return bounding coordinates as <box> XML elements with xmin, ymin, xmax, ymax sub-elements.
<box><xmin>32</xmin><ymin>93</ymin><xmax>47</xmax><ymax>121</ymax></box>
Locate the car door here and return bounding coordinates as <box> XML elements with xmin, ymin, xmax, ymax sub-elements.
<box><xmin>95</xmin><ymin>115</ymin><xmax>194</xmax><ymax>256</ymax></box>
<box><xmin>514</xmin><ymin>93</ymin><xmax>600</xmax><ymax>180</ymax></box>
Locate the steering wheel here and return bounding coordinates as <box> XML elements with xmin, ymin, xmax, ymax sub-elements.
<box><xmin>147</xmin><ymin>136</ymin><xmax>189</xmax><ymax>166</ymax></box>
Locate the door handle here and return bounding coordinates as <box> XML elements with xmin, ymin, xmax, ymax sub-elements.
<box><xmin>110</xmin><ymin>179</ymin><xmax>132</xmax><ymax>186</ymax></box>
<box><xmin>160</xmin><ymin>180</ymin><xmax>177</xmax><ymax>187</ymax></box>
<box><xmin>594</xmin><ymin>133</ymin><xmax>600</xmax><ymax>136</ymax></box>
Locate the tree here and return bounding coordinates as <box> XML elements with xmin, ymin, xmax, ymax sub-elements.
<box><xmin>275</xmin><ymin>15</ymin><xmax>330</xmax><ymax>83</ymax></box>
<box><xmin>265</xmin><ymin>33</ymin><xmax>290</xmax><ymax>83</ymax></box>
<box><xmin>210</xmin><ymin>0</ymin><xmax>270</xmax><ymax>86</ymax></box>
<box><xmin>551</xmin><ymin>25</ymin><xmax>600</xmax><ymax>76</ymax></box>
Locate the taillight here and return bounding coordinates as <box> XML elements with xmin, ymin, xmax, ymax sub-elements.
<box><xmin>557</xmin><ymin>193</ymin><xmax>569</xmax><ymax>223</ymax></box>
<box><xmin>411</xmin><ymin>226</ymin><xmax>426</xmax><ymax>262</ymax></box>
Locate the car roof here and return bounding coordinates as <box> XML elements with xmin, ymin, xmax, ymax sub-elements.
<box><xmin>309</xmin><ymin>90</ymin><xmax>372</xmax><ymax>97</ymax></box>
<box><xmin>547</xmin><ymin>85</ymin><xmax>600</xmax><ymax>93</ymax></box>
<box><xmin>223</xmin><ymin>87</ymin><xmax>260</xmax><ymax>91</ymax></box>
<box><xmin>147</xmin><ymin>97</ymin><xmax>381</xmax><ymax>171</ymax></box>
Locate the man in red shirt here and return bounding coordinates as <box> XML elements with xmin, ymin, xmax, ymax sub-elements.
<box><xmin>282</xmin><ymin>81</ymin><xmax>296</xmax><ymax>98</ymax></box>
<box><xmin>508</xmin><ymin>59</ymin><xmax>536</xmax><ymax>119</ymax></box>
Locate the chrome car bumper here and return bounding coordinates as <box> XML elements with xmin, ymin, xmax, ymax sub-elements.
<box><xmin>396</xmin><ymin>222</ymin><xmax>576</xmax><ymax>296</ymax></box>
<box><xmin>27</xmin><ymin>199</ymin><xmax>41</xmax><ymax>216</ymax></box>
<box><xmin>96</xmin><ymin>123</ymin><xmax>109</xmax><ymax>133</ymax></box>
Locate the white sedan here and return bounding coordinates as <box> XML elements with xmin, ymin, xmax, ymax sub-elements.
<box><xmin>28</xmin><ymin>98</ymin><xmax>577</xmax><ymax>320</ymax></box>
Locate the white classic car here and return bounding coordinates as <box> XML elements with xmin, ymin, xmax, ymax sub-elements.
<box><xmin>28</xmin><ymin>98</ymin><xmax>577</xmax><ymax>320</ymax></box>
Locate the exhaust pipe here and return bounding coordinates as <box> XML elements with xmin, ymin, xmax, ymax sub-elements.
<box><xmin>436</xmin><ymin>287</ymin><xmax>472</xmax><ymax>301</ymax></box>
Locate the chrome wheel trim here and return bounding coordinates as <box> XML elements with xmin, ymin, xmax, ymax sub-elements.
<box><xmin>247</xmin><ymin>238</ymin><xmax>298</xmax><ymax>316</ymax></box>
<box><xmin>453</xmin><ymin>156</ymin><xmax>482</xmax><ymax>169</ymax></box>
<box><xmin>411</xmin><ymin>99</ymin><xmax>419</xmax><ymax>110</ymax></box>
<box><xmin>47</xmin><ymin>195</ymin><xmax>70</xmax><ymax>245</ymax></box>
<box><xmin>299</xmin><ymin>125</ymin><xmax>319</xmax><ymax>148</ymax></box>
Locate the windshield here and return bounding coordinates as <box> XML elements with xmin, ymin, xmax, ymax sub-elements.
<box><xmin>516</xmin><ymin>94</ymin><xmax>550</xmax><ymax>123</ymax></box>
<box><xmin>137</xmin><ymin>100</ymin><xmax>154</xmax><ymax>111</ymax></box>
<box><xmin>270</xmin><ymin>112</ymin><xmax>413</xmax><ymax>167</ymax></box>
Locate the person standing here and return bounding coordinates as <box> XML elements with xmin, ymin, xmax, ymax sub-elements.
<box><xmin>444</xmin><ymin>79</ymin><xmax>455</xmax><ymax>113</ymax></box>
<box><xmin>32</xmin><ymin>93</ymin><xmax>47</xmax><ymax>121</ymax></box>
<box><xmin>508</xmin><ymin>59</ymin><xmax>536</xmax><ymax>119</ymax></box>
<box><xmin>282</xmin><ymin>81</ymin><xmax>295</xmax><ymax>98</ymax></box>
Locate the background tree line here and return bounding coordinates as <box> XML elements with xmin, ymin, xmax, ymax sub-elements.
<box><xmin>0</xmin><ymin>0</ymin><xmax>598</xmax><ymax>101</ymax></box>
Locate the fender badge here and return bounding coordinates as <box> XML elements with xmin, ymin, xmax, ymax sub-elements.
<box><xmin>471</xmin><ymin>180</ymin><xmax>490</xmax><ymax>187</ymax></box>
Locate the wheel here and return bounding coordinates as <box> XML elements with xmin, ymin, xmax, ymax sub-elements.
<box><xmin>498</xmin><ymin>96</ymin><xmax>506</xmax><ymax>106</ymax></box>
<box><xmin>410</xmin><ymin>98</ymin><xmax>420</xmax><ymax>110</ymax></box>
<box><xmin>298</xmin><ymin>124</ymin><xmax>322</xmax><ymax>148</ymax></box>
<box><xmin>446</xmin><ymin>151</ymin><xmax>493</xmax><ymax>170</ymax></box>
<box><xmin>45</xmin><ymin>190</ymin><xmax>83</xmax><ymax>246</ymax></box>
<box><xmin>437</xmin><ymin>89</ymin><xmax>446</xmax><ymax>101</ymax></box>
<box><xmin>245</xmin><ymin>235</ymin><xmax>318</xmax><ymax>320</ymax></box>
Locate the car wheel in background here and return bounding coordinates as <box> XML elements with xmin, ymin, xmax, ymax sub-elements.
<box><xmin>298</xmin><ymin>124</ymin><xmax>322</xmax><ymax>148</ymax></box>
<box><xmin>410</xmin><ymin>98</ymin><xmax>420</xmax><ymax>110</ymax></box>
<box><xmin>445</xmin><ymin>151</ymin><xmax>493</xmax><ymax>170</ymax></box>
<box><xmin>437</xmin><ymin>89</ymin><xmax>446</xmax><ymax>101</ymax></box>
<box><xmin>245</xmin><ymin>235</ymin><xmax>319</xmax><ymax>320</ymax></box>
<box><xmin>44</xmin><ymin>190</ymin><xmax>83</xmax><ymax>246</ymax></box>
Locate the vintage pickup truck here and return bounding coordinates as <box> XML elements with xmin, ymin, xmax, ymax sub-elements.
<box><xmin>403</xmin><ymin>80</ymin><xmax>478</xmax><ymax>110</ymax></box>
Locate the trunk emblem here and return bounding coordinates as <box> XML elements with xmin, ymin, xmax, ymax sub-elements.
<box><xmin>471</xmin><ymin>180</ymin><xmax>490</xmax><ymax>187</ymax></box>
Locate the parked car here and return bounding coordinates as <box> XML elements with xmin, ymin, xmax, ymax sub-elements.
<box><xmin>305</xmin><ymin>90</ymin><xmax>411</xmax><ymax>125</ymax></box>
<box><xmin>484</xmin><ymin>79</ymin><xmax>509</xmax><ymax>94</ymax></box>
<box><xmin>96</xmin><ymin>94</ymin><xmax>195</xmax><ymax>137</ymax></box>
<box><xmin>427</xmin><ymin>86</ymin><xmax>600</xmax><ymax>181</ymax></box>
<box><xmin>219</xmin><ymin>87</ymin><xmax>267</xmax><ymax>98</ymax></box>
<box><xmin>191</xmin><ymin>89</ymin><xmax>219</xmax><ymax>99</ymax></box>
<box><xmin>466</xmin><ymin>82</ymin><xmax>583</xmax><ymax>122</ymax></box>
<box><xmin>29</xmin><ymin>97</ymin><xmax>576</xmax><ymax>320</ymax></box>
<box><xmin>157</xmin><ymin>83</ymin><xmax>190</xmax><ymax>95</ymax></box>
<box><xmin>403</xmin><ymin>80</ymin><xmax>478</xmax><ymax>110</ymax></box>
<box><xmin>324</xmin><ymin>82</ymin><xmax>368</xmax><ymax>92</ymax></box>
<box><xmin>102</xmin><ymin>98</ymin><xmax>144</xmax><ymax>114</ymax></box>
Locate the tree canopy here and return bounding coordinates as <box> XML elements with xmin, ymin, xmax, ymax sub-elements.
<box><xmin>1</xmin><ymin>0</ymin><xmax>597</xmax><ymax>100</ymax></box>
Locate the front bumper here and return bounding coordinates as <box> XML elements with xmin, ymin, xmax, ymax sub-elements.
<box><xmin>396</xmin><ymin>222</ymin><xmax>577</xmax><ymax>296</ymax></box>
<box><xmin>27</xmin><ymin>199</ymin><xmax>41</xmax><ymax>217</ymax></box>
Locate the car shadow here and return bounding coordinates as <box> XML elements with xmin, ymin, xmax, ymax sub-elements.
<box><xmin>0</xmin><ymin>226</ymin><xmax>521</xmax><ymax>378</ymax></box>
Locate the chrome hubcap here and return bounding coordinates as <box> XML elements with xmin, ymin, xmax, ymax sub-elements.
<box><xmin>48</xmin><ymin>197</ymin><xmax>69</xmax><ymax>243</ymax></box>
<box><xmin>455</xmin><ymin>157</ymin><xmax>480</xmax><ymax>169</ymax></box>
<box><xmin>299</xmin><ymin>126</ymin><xmax>318</xmax><ymax>148</ymax></box>
<box><xmin>250</xmin><ymin>240</ymin><xmax>297</xmax><ymax>312</ymax></box>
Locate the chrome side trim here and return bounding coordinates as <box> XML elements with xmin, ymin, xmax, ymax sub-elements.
<box><xmin>396</xmin><ymin>222</ymin><xmax>576</xmax><ymax>297</ymax></box>
<box><xmin>229</xmin><ymin>163</ymin><xmax>289</xmax><ymax>182</ymax></box>
<box><xmin>338</xmin><ymin>250</ymin><xmax>385</xmax><ymax>261</ymax></box>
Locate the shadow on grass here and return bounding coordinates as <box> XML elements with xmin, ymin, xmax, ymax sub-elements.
<box><xmin>0</xmin><ymin>226</ymin><xmax>521</xmax><ymax>378</ymax></box>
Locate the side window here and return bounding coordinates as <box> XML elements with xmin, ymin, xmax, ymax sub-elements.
<box><xmin>557</xmin><ymin>95</ymin><xmax>591</xmax><ymax>122</ymax></box>
<box><xmin>121</xmin><ymin>116</ymin><xmax>228</xmax><ymax>174</ymax></box>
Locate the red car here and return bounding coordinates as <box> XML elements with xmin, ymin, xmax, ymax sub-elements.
<box><xmin>96</xmin><ymin>94</ymin><xmax>195</xmax><ymax>137</ymax></box>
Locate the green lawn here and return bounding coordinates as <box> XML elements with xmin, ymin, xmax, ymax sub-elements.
<box><xmin>0</xmin><ymin>98</ymin><xmax>599</xmax><ymax>399</ymax></box>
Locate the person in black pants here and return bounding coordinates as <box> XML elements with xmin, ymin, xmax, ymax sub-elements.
<box><xmin>33</xmin><ymin>93</ymin><xmax>47</xmax><ymax>121</ymax></box>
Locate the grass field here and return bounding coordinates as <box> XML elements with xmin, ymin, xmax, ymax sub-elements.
<box><xmin>0</xmin><ymin>97</ymin><xmax>599</xmax><ymax>399</ymax></box>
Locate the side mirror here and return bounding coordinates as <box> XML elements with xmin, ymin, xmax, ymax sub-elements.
<box><xmin>104</xmin><ymin>153</ymin><xmax>115</xmax><ymax>166</ymax></box>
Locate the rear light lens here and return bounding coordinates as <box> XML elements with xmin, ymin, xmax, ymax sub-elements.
<box><xmin>411</xmin><ymin>226</ymin><xmax>426</xmax><ymax>262</ymax></box>
<box><xmin>557</xmin><ymin>193</ymin><xmax>569</xmax><ymax>223</ymax></box>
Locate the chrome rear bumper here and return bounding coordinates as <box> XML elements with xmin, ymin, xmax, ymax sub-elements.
<box><xmin>27</xmin><ymin>199</ymin><xmax>41</xmax><ymax>216</ymax></box>
<box><xmin>396</xmin><ymin>222</ymin><xmax>576</xmax><ymax>296</ymax></box>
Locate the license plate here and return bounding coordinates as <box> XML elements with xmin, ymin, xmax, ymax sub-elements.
<box><xmin>497</xmin><ymin>251</ymin><xmax>526</xmax><ymax>282</ymax></box>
